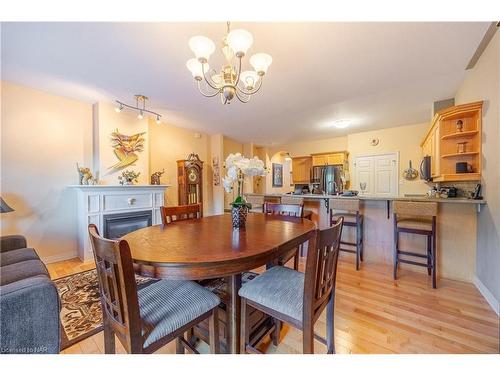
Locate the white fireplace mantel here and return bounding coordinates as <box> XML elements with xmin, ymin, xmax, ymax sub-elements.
<box><xmin>70</xmin><ymin>184</ymin><xmax>171</xmax><ymax>262</ymax></box>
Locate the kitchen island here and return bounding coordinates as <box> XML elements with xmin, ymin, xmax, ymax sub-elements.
<box><xmin>245</xmin><ymin>193</ymin><xmax>486</xmax><ymax>283</ymax></box>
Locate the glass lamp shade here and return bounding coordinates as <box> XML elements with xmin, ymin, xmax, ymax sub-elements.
<box><xmin>0</xmin><ymin>197</ymin><xmax>14</xmax><ymax>213</ymax></box>
<box><xmin>188</xmin><ymin>36</ymin><xmax>215</xmax><ymax>62</ymax></box>
<box><xmin>227</xmin><ymin>29</ymin><xmax>253</xmax><ymax>57</ymax></box>
<box><xmin>186</xmin><ymin>58</ymin><xmax>208</xmax><ymax>80</ymax></box>
<box><xmin>250</xmin><ymin>53</ymin><xmax>272</xmax><ymax>75</ymax></box>
<box><xmin>239</xmin><ymin>70</ymin><xmax>260</xmax><ymax>89</ymax></box>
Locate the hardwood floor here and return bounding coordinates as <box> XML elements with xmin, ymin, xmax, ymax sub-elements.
<box><xmin>47</xmin><ymin>255</ymin><xmax>500</xmax><ymax>354</ymax></box>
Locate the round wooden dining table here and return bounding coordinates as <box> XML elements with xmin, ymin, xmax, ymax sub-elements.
<box><xmin>122</xmin><ymin>212</ymin><xmax>316</xmax><ymax>354</ymax></box>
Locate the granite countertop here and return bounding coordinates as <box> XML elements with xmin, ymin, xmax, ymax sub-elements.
<box><xmin>245</xmin><ymin>192</ymin><xmax>486</xmax><ymax>204</ymax></box>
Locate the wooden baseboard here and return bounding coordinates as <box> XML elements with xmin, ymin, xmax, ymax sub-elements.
<box><xmin>41</xmin><ymin>250</ymin><xmax>78</xmax><ymax>264</ymax></box>
<box><xmin>474</xmin><ymin>276</ymin><xmax>500</xmax><ymax>316</ymax></box>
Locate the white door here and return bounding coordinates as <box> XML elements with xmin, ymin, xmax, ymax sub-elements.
<box><xmin>373</xmin><ymin>154</ymin><xmax>398</xmax><ymax>197</ymax></box>
<box><xmin>354</xmin><ymin>153</ymin><xmax>398</xmax><ymax>197</ymax></box>
<box><xmin>354</xmin><ymin>156</ymin><xmax>374</xmax><ymax>195</ymax></box>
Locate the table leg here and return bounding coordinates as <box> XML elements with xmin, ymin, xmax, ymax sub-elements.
<box><xmin>226</xmin><ymin>273</ymin><xmax>242</xmax><ymax>354</ymax></box>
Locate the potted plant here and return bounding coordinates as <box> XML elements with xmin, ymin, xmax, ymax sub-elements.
<box><xmin>118</xmin><ymin>170</ymin><xmax>140</xmax><ymax>185</ymax></box>
<box><xmin>223</xmin><ymin>153</ymin><xmax>266</xmax><ymax>228</ymax></box>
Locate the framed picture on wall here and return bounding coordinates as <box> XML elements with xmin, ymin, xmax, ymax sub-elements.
<box><xmin>272</xmin><ymin>163</ymin><xmax>283</xmax><ymax>187</ymax></box>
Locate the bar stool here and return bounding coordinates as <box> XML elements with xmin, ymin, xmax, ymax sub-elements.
<box><xmin>330</xmin><ymin>199</ymin><xmax>364</xmax><ymax>270</ymax></box>
<box><xmin>393</xmin><ymin>201</ymin><xmax>437</xmax><ymax>288</ymax></box>
<box><xmin>280</xmin><ymin>196</ymin><xmax>313</xmax><ymax>220</ymax></box>
<box><xmin>244</xmin><ymin>194</ymin><xmax>265</xmax><ymax>213</ymax></box>
<box><xmin>281</xmin><ymin>196</ymin><xmax>312</xmax><ymax>259</ymax></box>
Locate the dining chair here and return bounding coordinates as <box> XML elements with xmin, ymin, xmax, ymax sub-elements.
<box><xmin>264</xmin><ymin>202</ymin><xmax>304</xmax><ymax>271</ymax></box>
<box><xmin>160</xmin><ymin>203</ymin><xmax>202</xmax><ymax>225</ymax></box>
<box><xmin>239</xmin><ymin>218</ymin><xmax>343</xmax><ymax>354</ymax></box>
<box><xmin>88</xmin><ymin>224</ymin><xmax>220</xmax><ymax>354</ymax></box>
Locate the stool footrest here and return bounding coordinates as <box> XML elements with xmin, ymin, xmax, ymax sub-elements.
<box><xmin>340</xmin><ymin>248</ymin><xmax>357</xmax><ymax>254</ymax></box>
<box><xmin>397</xmin><ymin>250</ymin><xmax>428</xmax><ymax>259</ymax></box>
<box><xmin>398</xmin><ymin>259</ymin><xmax>430</xmax><ymax>268</ymax></box>
<box><xmin>341</xmin><ymin>240</ymin><xmax>360</xmax><ymax>247</ymax></box>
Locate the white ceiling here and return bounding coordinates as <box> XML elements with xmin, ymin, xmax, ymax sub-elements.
<box><xmin>1</xmin><ymin>22</ymin><xmax>490</xmax><ymax>145</ymax></box>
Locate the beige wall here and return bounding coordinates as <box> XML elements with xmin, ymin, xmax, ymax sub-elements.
<box><xmin>222</xmin><ymin>136</ymin><xmax>243</xmax><ymax>209</ymax></box>
<box><xmin>210</xmin><ymin>134</ymin><xmax>225</xmax><ymax>215</ymax></box>
<box><xmin>1</xmin><ymin>81</ymin><xmax>215</xmax><ymax>262</ymax></box>
<box><xmin>347</xmin><ymin>122</ymin><xmax>430</xmax><ymax>195</ymax></box>
<box><xmin>1</xmin><ymin>81</ymin><xmax>92</xmax><ymax>262</ymax></box>
<box><xmin>147</xmin><ymin>118</ymin><xmax>213</xmax><ymax>215</ymax></box>
<box><xmin>265</xmin><ymin>151</ymin><xmax>293</xmax><ymax>194</ymax></box>
<box><xmin>267</xmin><ymin>122</ymin><xmax>429</xmax><ymax>195</ymax></box>
<box><xmin>455</xmin><ymin>30</ymin><xmax>500</xmax><ymax>304</ymax></box>
<box><xmin>272</xmin><ymin>136</ymin><xmax>348</xmax><ymax>157</ymax></box>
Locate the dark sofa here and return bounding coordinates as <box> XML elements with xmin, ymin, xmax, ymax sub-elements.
<box><xmin>0</xmin><ymin>235</ymin><xmax>60</xmax><ymax>354</ymax></box>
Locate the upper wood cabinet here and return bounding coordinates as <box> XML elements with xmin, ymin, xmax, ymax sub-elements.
<box><xmin>291</xmin><ymin>157</ymin><xmax>312</xmax><ymax>183</ymax></box>
<box><xmin>421</xmin><ymin>101</ymin><xmax>482</xmax><ymax>182</ymax></box>
<box><xmin>311</xmin><ymin>152</ymin><xmax>348</xmax><ymax>166</ymax></box>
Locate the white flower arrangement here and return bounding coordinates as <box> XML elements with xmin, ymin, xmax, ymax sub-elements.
<box><xmin>222</xmin><ymin>153</ymin><xmax>266</xmax><ymax>207</ymax></box>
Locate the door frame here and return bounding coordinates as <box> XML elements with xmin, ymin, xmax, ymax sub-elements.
<box><xmin>353</xmin><ymin>151</ymin><xmax>399</xmax><ymax>197</ymax></box>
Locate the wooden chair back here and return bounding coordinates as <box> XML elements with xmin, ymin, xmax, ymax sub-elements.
<box><xmin>393</xmin><ymin>201</ymin><xmax>437</xmax><ymax>217</ymax></box>
<box><xmin>161</xmin><ymin>204</ymin><xmax>202</xmax><ymax>225</ymax></box>
<box><xmin>303</xmin><ymin>218</ymin><xmax>343</xmax><ymax>322</ymax></box>
<box><xmin>88</xmin><ymin>224</ymin><xmax>142</xmax><ymax>352</ymax></box>
<box><xmin>264</xmin><ymin>202</ymin><xmax>304</xmax><ymax>218</ymax></box>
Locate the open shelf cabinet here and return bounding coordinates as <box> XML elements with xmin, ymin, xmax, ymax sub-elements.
<box><xmin>421</xmin><ymin>101</ymin><xmax>482</xmax><ymax>183</ymax></box>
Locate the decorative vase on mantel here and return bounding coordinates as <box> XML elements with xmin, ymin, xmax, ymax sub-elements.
<box><xmin>222</xmin><ymin>153</ymin><xmax>267</xmax><ymax>229</ymax></box>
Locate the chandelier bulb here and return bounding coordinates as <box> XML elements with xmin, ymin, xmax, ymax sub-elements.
<box><xmin>115</xmin><ymin>104</ymin><xmax>123</xmax><ymax>113</ymax></box>
<box><xmin>156</xmin><ymin>115</ymin><xmax>161</xmax><ymax>124</ymax></box>
<box><xmin>138</xmin><ymin>111</ymin><xmax>144</xmax><ymax>120</ymax></box>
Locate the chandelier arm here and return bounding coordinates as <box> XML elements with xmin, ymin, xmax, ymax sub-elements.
<box><xmin>205</xmin><ymin>68</ymin><xmax>221</xmax><ymax>87</ymax></box>
<box><xmin>235</xmin><ymin>89</ymin><xmax>251</xmax><ymax>104</ymax></box>
<box><xmin>236</xmin><ymin>76</ymin><xmax>264</xmax><ymax>96</ymax></box>
<box><xmin>233</xmin><ymin>56</ymin><xmax>243</xmax><ymax>87</ymax></box>
<box><xmin>202</xmin><ymin>63</ymin><xmax>220</xmax><ymax>91</ymax></box>
<box><xmin>197</xmin><ymin>80</ymin><xmax>221</xmax><ymax>98</ymax></box>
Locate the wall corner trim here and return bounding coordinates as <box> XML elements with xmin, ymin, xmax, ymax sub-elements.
<box><xmin>473</xmin><ymin>275</ymin><xmax>500</xmax><ymax>316</ymax></box>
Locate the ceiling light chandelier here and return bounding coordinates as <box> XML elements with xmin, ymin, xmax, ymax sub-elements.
<box><xmin>186</xmin><ymin>22</ymin><xmax>272</xmax><ymax>105</ymax></box>
<box><xmin>115</xmin><ymin>95</ymin><xmax>162</xmax><ymax>123</ymax></box>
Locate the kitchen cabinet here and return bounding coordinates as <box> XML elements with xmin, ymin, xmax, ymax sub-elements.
<box><xmin>312</xmin><ymin>152</ymin><xmax>347</xmax><ymax>166</ymax></box>
<box><xmin>291</xmin><ymin>157</ymin><xmax>312</xmax><ymax>183</ymax></box>
<box><xmin>421</xmin><ymin>101</ymin><xmax>482</xmax><ymax>182</ymax></box>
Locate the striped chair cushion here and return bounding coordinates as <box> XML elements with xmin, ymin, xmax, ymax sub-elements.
<box><xmin>138</xmin><ymin>279</ymin><xmax>220</xmax><ymax>348</ymax></box>
<box><xmin>238</xmin><ymin>266</ymin><xmax>304</xmax><ymax>321</ymax></box>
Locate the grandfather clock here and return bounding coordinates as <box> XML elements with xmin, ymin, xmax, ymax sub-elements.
<box><xmin>177</xmin><ymin>153</ymin><xmax>204</xmax><ymax>215</ymax></box>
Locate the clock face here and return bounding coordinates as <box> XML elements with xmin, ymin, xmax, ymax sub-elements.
<box><xmin>188</xmin><ymin>169</ymin><xmax>199</xmax><ymax>183</ymax></box>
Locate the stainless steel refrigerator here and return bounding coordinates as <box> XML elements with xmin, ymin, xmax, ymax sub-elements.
<box><xmin>311</xmin><ymin>165</ymin><xmax>343</xmax><ymax>195</ymax></box>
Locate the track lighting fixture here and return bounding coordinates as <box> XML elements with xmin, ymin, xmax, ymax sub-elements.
<box><xmin>115</xmin><ymin>95</ymin><xmax>162</xmax><ymax>123</ymax></box>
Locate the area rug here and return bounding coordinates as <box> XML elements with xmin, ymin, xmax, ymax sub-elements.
<box><xmin>54</xmin><ymin>269</ymin><xmax>155</xmax><ymax>349</ymax></box>
<box><xmin>54</xmin><ymin>270</ymin><xmax>259</xmax><ymax>350</ymax></box>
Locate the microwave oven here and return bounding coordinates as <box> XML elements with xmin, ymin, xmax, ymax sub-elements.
<box><xmin>420</xmin><ymin>155</ymin><xmax>432</xmax><ymax>181</ymax></box>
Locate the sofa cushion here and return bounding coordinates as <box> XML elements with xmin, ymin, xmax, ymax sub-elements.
<box><xmin>0</xmin><ymin>259</ymin><xmax>49</xmax><ymax>286</ymax></box>
<box><xmin>0</xmin><ymin>275</ymin><xmax>60</xmax><ymax>354</ymax></box>
<box><xmin>0</xmin><ymin>248</ymin><xmax>39</xmax><ymax>267</ymax></box>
